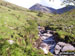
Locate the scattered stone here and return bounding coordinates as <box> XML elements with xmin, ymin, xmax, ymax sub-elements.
<box><xmin>62</xmin><ymin>44</ymin><xmax>75</xmax><ymax>51</ymax></box>
<box><xmin>8</xmin><ymin>40</ymin><xmax>14</xmax><ymax>44</ymax></box>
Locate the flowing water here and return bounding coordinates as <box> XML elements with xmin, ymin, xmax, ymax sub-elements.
<box><xmin>38</xmin><ymin>26</ymin><xmax>56</xmax><ymax>53</ymax></box>
<box><xmin>43</xmin><ymin>35</ymin><xmax>56</xmax><ymax>53</ymax></box>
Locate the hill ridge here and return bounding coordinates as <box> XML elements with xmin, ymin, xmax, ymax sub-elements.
<box><xmin>30</xmin><ymin>3</ymin><xmax>75</xmax><ymax>14</ymax></box>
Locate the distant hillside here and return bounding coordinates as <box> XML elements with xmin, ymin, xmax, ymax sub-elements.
<box><xmin>29</xmin><ymin>3</ymin><xmax>57</xmax><ymax>13</ymax></box>
<box><xmin>30</xmin><ymin>3</ymin><xmax>75</xmax><ymax>14</ymax></box>
<box><xmin>29</xmin><ymin>3</ymin><xmax>52</xmax><ymax>13</ymax></box>
<box><xmin>0</xmin><ymin>0</ymin><xmax>27</xmax><ymax>11</ymax></box>
<box><xmin>56</xmin><ymin>5</ymin><xmax>75</xmax><ymax>14</ymax></box>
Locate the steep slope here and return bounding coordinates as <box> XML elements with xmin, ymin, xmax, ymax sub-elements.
<box><xmin>0</xmin><ymin>0</ymin><xmax>53</xmax><ymax>56</ymax></box>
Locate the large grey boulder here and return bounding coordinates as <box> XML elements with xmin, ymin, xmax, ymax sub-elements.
<box><xmin>62</xmin><ymin>44</ymin><xmax>75</xmax><ymax>51</ymax></box>
<box><xmin>57</xmin><ymin>42</ymin><xmax>66</xmax><ymax>47</ymax></box>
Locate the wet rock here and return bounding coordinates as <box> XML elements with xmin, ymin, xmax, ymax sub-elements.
<box><xmin>55</xmin><ymin>45</ymin><xmax>61</xmax><ymax>54</ymax></box>
<box><xmin>55</xmin><ymin>45</ymin><xmax>61</xmax><ymax>50</ymax></box>
<box><xmin>40</xmin><ymin>36</ymin><xmax>49</xmax><ymax>40</ymax></box>
<box><xmin>57</xmin><ymin>42</ymin><xmax>66</xmax><ymax>47</ymax></box>
<box><xmin>62</xmin><ymin>44</ymin><xmax>75</xmax><ymax>51</ymax></box>
<box><xmin>39</xmin><ymin>43</ymin><xmax>50</xmax><ymax>54</ymax></box>
<box><xmin>43</xmin><ymin>33</ymin><xmax>53</xmax><ymax>37</ymax></box>
<box><xmin>55</xmin><ymin>50</ymin><xmax>60</xmax><ymax>54</ymax></box>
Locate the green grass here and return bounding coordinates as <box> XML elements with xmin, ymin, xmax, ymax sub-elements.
<box><xmin>0</xmin><ymin>0</ymin><xmax>75</xmax><ymax>56</ymax></box>
<box><xmin>0</xmin><ymin>1</ymin><xmax>54</xmax><ymax>56</ymax></box>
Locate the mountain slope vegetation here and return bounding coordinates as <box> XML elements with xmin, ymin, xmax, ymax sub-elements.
<box><xmin>0</xmin><ymin>0</ymin><xmax>53</xmax><ymax>56</ymax></box>
<box><xmin>0</xmin><ymin>0</ymin><xmax>75</xmax><ymax>56</ymax></box>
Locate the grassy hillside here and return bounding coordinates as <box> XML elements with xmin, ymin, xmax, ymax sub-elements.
<box><xmin>0</xmin><ymin>0</ymin><xmax>53</xmax><ymax>56</ymax></box>
<box><xmin>0</xmin><ymin>0</ymin><xmax>75</xmax><ymax>56</ymax></box>
<box><xmin>0</xmin><ymin>0</ymin><xmax>28</xmax><ymax>11</ymax></box>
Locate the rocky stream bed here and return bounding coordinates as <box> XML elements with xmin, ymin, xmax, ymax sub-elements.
<box><xmin>7</xmin><ymin>26</ymin><xmax>75</xmax><ymax>56</ymax></box>
<box><xmin>35</xmin><ymin>26</ymin><xmax>75</xmax><ymax>56</ymax></box>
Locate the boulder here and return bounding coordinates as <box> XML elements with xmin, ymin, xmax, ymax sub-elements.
<box><xmin>39</xmin><ymin>43</ymin><xmax>50</xmax><ymax>54</ymax></box>
<box><xmin>57</xmin><ymin>42</ymin><xmax>66</xmax><ymax>47</ymax></box>
<box><xmin>62</xmin><ymin>44</ymin><xmax>75</xmax><ymax>51</ymax></box>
